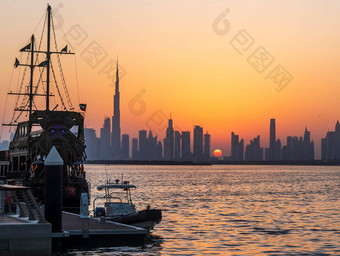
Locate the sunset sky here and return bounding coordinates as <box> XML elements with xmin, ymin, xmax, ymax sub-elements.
<box><xmin>0</xmin><ymin>0</ymin><xmax>339</xmax><ymax>158</ymax></box>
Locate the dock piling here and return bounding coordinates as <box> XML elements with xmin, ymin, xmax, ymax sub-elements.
<box><xmin>44</xmin><ymin>146</ymin><xmax>63</xmax><ymax>233</ymax></box>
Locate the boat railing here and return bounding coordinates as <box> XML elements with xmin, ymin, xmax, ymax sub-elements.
<box><xmin>0</xmin><ymin>184</ymin><xmax>46</xmax><ymax>223</ymax></box>
<box><xmin>92</xmin><ymin>195</ymin><xmax>123</xmax><ymax>213</ymax></box>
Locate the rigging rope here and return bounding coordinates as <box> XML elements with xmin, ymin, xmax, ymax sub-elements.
<box><xmin>8</xmin><ymin>13</ymin><xmax>47</xmax><ymax>125</ymax></box>
<box><xmin>14</xmin><ymin>101</ymin><xmax>29</xmax><ymax>123</ymax></box>
<box><xmin>33</xmin><ymin>14</ymin><xmax>47</xmax><ymax>93</ymax></box>
<box><xmin>10</xmin><ymin>53</ymin><xmax>29</xmax><ymax>123</ymax></box>
<box><xmin>32</xmin><ymin>11</ymin><xmax>46</xmax><ymax>36</ymax></box>
<box><xmin>51</xmin><ymin>62</ymin><xmax>67</xmax><ymax>110</ymax></box>
<box><xmin>74</xmin><ymin>55</ymin><xmax>81</xmax><ymax>107</ymax></box>
<box><xmin>51</xmin><ymin>13</ymin><xmax>74</xmax><ymax>110</ymax></box>
<box><xmin>8</xmin><ymin>54</ymin><xmax>22</xmax><ymax>128</ymax></box>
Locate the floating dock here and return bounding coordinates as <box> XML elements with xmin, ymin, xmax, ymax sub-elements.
<box><xmin>0</xmin><ymin>184</ymin><xmax>149</xmax><ymax>255</ymax></box>
<box><xmin>56</xmin><ymin>211</ymin><xmax>148</xmax><ymax>250</ymax></box>
<box><xmin>0</xmin><ymin>184</ymin><xmax>51</xmax><ymax>256</ymax></box>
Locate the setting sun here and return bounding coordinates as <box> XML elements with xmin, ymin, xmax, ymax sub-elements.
<box><xmin>213</xmin><ymin>149</ymin><xmax>222</xmax><ymax>157</ymax></box>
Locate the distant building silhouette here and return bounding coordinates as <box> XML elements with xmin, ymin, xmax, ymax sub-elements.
<box><xmin>138</xmin><ymin>130</ymin><xmax>147</xmax><ymax>160</ymax></box>
<box><xmin>164</xmin><ymin>117</ymin><xmax>174</xmax><ymax>160</ymax></box>
<box><xmin>132</xmin><ymin>138</ymin><xmax>138</xmax><ymax>160</ymax></box>
<box><xmin>282</xmin><ymin>127</ymin><xmax>314</xmax><ymax>161</ymax></box>
<box><xmin>157</xmin><ymin>141</ymin><xmax>163</xmax><ymax>160</ymax></box>
<box><xmin>204</xmin><ymin>132</ymin><xmax>211</xmax><ymax>160</ymax></box>
<box><xmin>303</xmin><ymin>127</ymin><xmax>314</xmax><ymax>160</ymax></box>
<box><xmin>282</xmin><ymin>136</ymin><xmax>302</xmax><ymax>160</ymax></box>
<box><xmin>100</xmin><ymin>117</ymin><xmax>111</xmax><ymax>160</ymax></box>
<box><xmin>111</xmin><ymin>60</ymin><xmax>121</xmax><ymax>159</ymax></box>
<box><xmin>193</xmin><ymin>126</ymin><xmax>203</xmax><ymax>161</ymax></box>
<box><xmin>266</xmin><ymin>119</ymin><xmax>281</xmax><ymax>160</ymax></box>
<box><xmin>231</xmin><ymin>132</ymin><xmax>244</xmax><ymax>161</ymax></box>
<box><xmin>181</xmin><ymin>131</ymin><xmax>191</xmax><ymax>161</ymax></box>
<box><xmin>245</xmin><ymin>135</ymin><xmax>263</xmax><ymax>161</ymax></box>
<box><xmin>321</xmin><ymin>121</ymin><xmax>340</xmax><ymax>161</ymax></box>
<box><xmin>132</xmin><ymin>130</ymin><xmax>160</xmax><ymax>160</ymax></box>
<box><xmin>146</xmin><ymin>130</ymin><xmax>158</xmax><ymax>160</ymax></box>
<box><xmin>84</xmin><ymin>128</ymin><xmax>99</xmax><ymax>160</ymax></box>
<box><xmin>121</xmin><ymin>134</ymin><xmax>129</xmax><ymax>160</ymax></box>
<box><xmin>174</xmin><ymin>131</ymin><xmax>181</xmax><ymax>160</ymax></box>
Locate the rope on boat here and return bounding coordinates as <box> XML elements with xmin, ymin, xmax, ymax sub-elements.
<box><xmin>74</xmin><ymin>55</ymin><xmax>81</xmax><ymax>107</ymax></box>
<box><xmin>51</xmin><ymin>62</ymin><xmax>67</xmax><ymax>110</ymax></box>
<box><xmin>51</xmin><ymin>12</ymin><xmax>74</xmax><ymax>111</ymax></box>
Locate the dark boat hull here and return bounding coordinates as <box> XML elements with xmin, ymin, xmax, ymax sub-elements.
<box><xmin>106</xmin><ymin>209</ymin><xmax>162</xmax><ymax>230</ymax></box>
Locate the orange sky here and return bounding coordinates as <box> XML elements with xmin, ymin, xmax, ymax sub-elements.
<box><xmin>0</xmin><ymin>0</ymin><xmax>339</xmax><ymax>159</ymax></box>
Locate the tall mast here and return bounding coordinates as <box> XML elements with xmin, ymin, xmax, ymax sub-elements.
<box><xmin>46</xmin><ymin>4</ymin><xmax>51</xmax><ymax>111</ymax></box>
<box><xmin>29</xmin><ymin>35</ymin><xmax>35</xmax><ymax>129</ymax></box>
<box><xmin>4</xmin><ymin>3</ymin><xmax>75</xmax><ymax>129</ymax></box>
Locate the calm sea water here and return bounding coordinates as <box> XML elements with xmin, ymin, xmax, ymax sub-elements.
<box><xmin>65</xmin><ymin>165</ymin><xmax>340</xmax><ymax>256</ymax></box>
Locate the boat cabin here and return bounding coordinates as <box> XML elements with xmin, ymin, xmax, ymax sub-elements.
<box><xmin>93</xmin><ymin>180</ymin><xmax>137</xmax><ymax>217</ymax></box>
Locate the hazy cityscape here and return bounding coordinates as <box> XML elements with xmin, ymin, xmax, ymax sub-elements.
<box><xmin>80</xmin><ymin>65</ymin><xmax>339</xmax><ymax>162</ymax></box>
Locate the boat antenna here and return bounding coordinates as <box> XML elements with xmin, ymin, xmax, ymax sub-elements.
<box><xmin>105</xmin><ymin>165</ymin><xmax>109</xmax><ymax>185</ymax></box>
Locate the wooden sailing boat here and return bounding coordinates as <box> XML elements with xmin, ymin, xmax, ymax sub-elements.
<box><xmin>1</xmin><ymin>4</ymin><xmax>89</xmax><ymax>213</ymax></box>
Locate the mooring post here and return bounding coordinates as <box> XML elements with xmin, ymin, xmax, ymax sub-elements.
<box><xmin>44</xmin><ymin>146</ymin><xmax>63</xmax><ymax>233</ymax></box>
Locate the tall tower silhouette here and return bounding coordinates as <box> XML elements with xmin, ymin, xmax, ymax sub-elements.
<box><xmin>269</xmin><ymin>118</ymin><xmax>276</xmax><ymax>160</ymax></box>
<box><xmin>111</xmin><ymin>59</ymin><xmax>121</xmax><ymax>159</ymax></box>
<box><xmin>164</xmin><ymin>115</ymin><xmax>174</xmax><ymax>160</ymax></box>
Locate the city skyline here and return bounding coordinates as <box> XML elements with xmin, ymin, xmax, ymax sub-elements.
<box><xmin>81</xmin><ymin>113</ymin><xmax>339</xmax><ymax>161</ymax></box>
<box><xmin>0</xmin><ymin>1</ymin><xmax>339</xmax><ymax>159</ymax></box>
<box><xmin>81</xmin><ymin>61</ymin><xmax>320</xmax><ymax>161</ymax></box>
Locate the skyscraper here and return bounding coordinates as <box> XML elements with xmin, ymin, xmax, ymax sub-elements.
<box><xmin>193</xmin><ymin>125</ymin><xmax>203</xmax><ymax>161</ymax></box>
<box><xmin>157</xmin><ymin>141</ymin><xmax>163</xmax><ymax>160</ymax></box>
<box><xmin>204</xmin><ymin>132</ymin><xmax>211</xmax><ymax>160</ymax></box>
<box><xmin>100</xmin><ymin>117</ymin><xmax>111</xmax><ymax>160</ymax></box>
<box><xmin>282</xmin><ymin>136</ymin><xmax>303</xmax><ymax>161</ymax></box>
<box><xmin>231</xmin><ymin>132</ymin><xmax>244</xmax><ymax>161</ymax></box>
<box><xmin>270</xmin><ymin>118</ymin><xmax>276</xmax><ymax>158</ymax></box>
<box><xmin>84</xmin><ymin>128</ymin><xmax>99</xmax><ymax>160</ymax></box>
<box><xmin>174</xmin><ymin>131</ymin><xmax>181</xmax><ymax>160</ymax></box>
<box><xmin>111</xmin><ymin>59</ymin><xmax>121</xmax><ymax>159</ymax></box>
<box><xmin>164</xmin><ymin>117</ymin><xmax>174</xmax><ymax>160</ymax></box>
<box><xmin>321</xmin><ymin>121</ymin><xmax>340</xmax><ymax>161</ymax></box>
<box><xmin>266</xmin><ymin>118</ymin><xmax>281</xmax><ymax>161</ymax></box>
<box><xmin>121</xmin><ymin>134</ymin><xmax>129</xmax><ymax>160</ymax></box>
<box><xmin>138</xmin><ymin>130</ymin><xmax>147</xmax><ymax>160</ymax></box>
<box><xmin>245</xmin><ymin>135</ymin><xmax>263</xmax><ymax>161</ymax></box>
<box><xmin>146</xmin><ymin>130</ymin><xmax>158</xmax><ymax>160</ymax></box>
<box><xmin>303</xmin><ymin>127</ymin><xmax>314</xmax><ymax>160</ymax></box>
<box><xmin>132</xmin><ymin>138</ymin><xmax>138</xmax><ymax>160</ymax></box>
<box><xmin>181</xmin><ymin>131</ymin><xmax>191</xmax><ymax>161</ymax></box>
